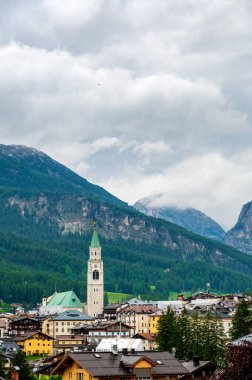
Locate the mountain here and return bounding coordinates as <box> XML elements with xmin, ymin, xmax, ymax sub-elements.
<box><xmin>0</xmin><ymin>144</ymin><xmax>252</xmax><ymax>305</ymax></box>
<box><xmin>0</xmin><ymin>144</ymin><xmax>128</xmax><ymax>208</ymax></box>
<box><xmin>225</xmin><ymin>201</ymin><xmax>252</xmax><ymax>255</ymax></box>
<box><xmin>134</xmin><ymin>197</ymin><xmax>225</xmax><ymax>241</ymax></box>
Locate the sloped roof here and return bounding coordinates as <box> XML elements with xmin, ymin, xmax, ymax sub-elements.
<box><xmin>229</xmin><ymin>333</ymin><xmax>252</xmax><ymax>346</ymax></box>
<box><xmin>53</xmin><ymin>351</ymin><xmax>188</xmax><ymax>376</ymax></box>
<box><xmin>14</xmin><ymin>331</ymin><xmax>54</xmax><ymax>342</ymax></box>
<box><xmin>51</xmin><ymin>310</ymin><xmax>93</xmax><ymax>321</ymax></box>
<box><xmin>134</xmin><ymin>333</ymin><xmax>155</xmax><ymax>341</ymax></box>
<box><xmin>46</xmin><ymin>291</ymin><xmax>82</xmax><ymax>308</ymax></box>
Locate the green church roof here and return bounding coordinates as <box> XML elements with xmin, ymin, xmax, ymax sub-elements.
<box><xmin>90</xmin><ymin>223</ymin><xmax>100</xmax><ymax>248</ymax></box>
<box><xmin>46</xmin><ymin>291</ymin><xmax>82</xmax><ymax>308</ymax></box>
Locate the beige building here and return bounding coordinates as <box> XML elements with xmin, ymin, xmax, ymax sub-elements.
<box><xmin>42</xmin><ymin>310</ymin><xmax>94</xmax><ymax>339</ymax></box>
<box><xmin>117</xmin><ymin>305</ymin><xmax>159</xmax><ymax>335</ymax></box>
<box><xmin>87</xmin><ymin>223</ymin><xmax>104</xmax><ymax>317</ymax></box>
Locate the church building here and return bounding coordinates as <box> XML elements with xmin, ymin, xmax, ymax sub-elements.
<box><xmin>40</xmin><ymin>222</ymin><xmax>104</xmax><ymax>318</ymax></box>
<box><xmin>87</xmin><ymin>222</ymin><xmax>104</xmax><ymax>317</ymax></box>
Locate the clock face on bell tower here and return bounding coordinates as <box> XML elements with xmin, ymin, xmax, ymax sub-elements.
<box><xmin>87</xmin><ymin>222</ymin><xmax>104</xmax><ymax>317</ymax></box>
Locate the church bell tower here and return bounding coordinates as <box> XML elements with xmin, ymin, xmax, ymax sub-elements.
<box><xmin>87</xmin><ymin>222</ymin><xmax>104</xmax><ymax>317</ymax></box>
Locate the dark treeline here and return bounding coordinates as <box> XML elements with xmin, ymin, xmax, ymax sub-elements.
<box><xmin>0</xmin><ymin>227</ymin><xmax>252</xmax><ymax>306</ymax></box>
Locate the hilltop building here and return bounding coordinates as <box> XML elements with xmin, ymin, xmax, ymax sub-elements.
<box><xmin>87</xmin><ymin>222</ymin><xmax>104</xmax><ymax>317</ymax></box>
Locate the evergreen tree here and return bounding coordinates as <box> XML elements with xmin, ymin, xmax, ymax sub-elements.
<box><xmin>190</xmin><ymin>310</ymin><xmax>204</xmax><ymax>358</ymax></box>
<box><xmin>11</xmin><ymin>350</ymin><xmax>35</xmax><ymax>380</ymax></box>
<box><xmin>201</xmin><ymin>310</ymin><xmax>215</xmax><ymax>362</ymax></box>
<box><xmin>104</xmin><ymin>292</ymin><xmax>109</xmax><ymax>307</ymax></box>
<box><xmin>201</xmin><ymin>310</ymin><xmax>226</xmax><ymax>367</ymax></box>
<box><xmin>156</xmin><ymin>307</ymin><xmax>177</xmax><ymax>352</ymax></box>
<box><xmin>0</xmin><ymin>355</ymin><xmax>6</xmax><ymax>378</ymax></box>
<box><xmin>213</xmin><ymin>311</ymin><xmax>226</xmax><ymax>367</ymax></box>
<box><xmin>230</xmin><ymin>300</ymin><xmax>252</xmax><ymax>340</ymax></box>
<box><xmin>176</xmin><ymin>308</ymin><xmax>192</xmax><ymax>360</ymax></box>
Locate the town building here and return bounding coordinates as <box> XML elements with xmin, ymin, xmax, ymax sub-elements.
<box><xmin>133</xmin><ymin>333</ymin><xmax>156</xmax><ymax>350</ymax></box>
<box><xmin>71</xmin><ymin>321</ymin><xmax>131</xmax><ymax>348</ymax></box>
<box><xmin>9</xmin><ymin>316</ymin><xmax>43</xmax><ymax>336</ymax></box>
<box><xmin>180</xmin><ymin>357</ymin><xmax>216</xmax><ymax>379</ymax></box>
<box><xmin>39</xmin><ymin>290</ymin><xmax>84</xmax><ymax>316</ymax></box>
<box><xmin>42</xmin><ymin>310</ymin><xmax>94</xmax><ymax>339</ymax></box>
<box><xmin>149</xmin><ymin>311</ymin><xmax>162</xmax><ymax>334</ymax></box>
<box><xmin>54</xmin><ymin>334</ymin><xmax>85</xmax><ymax>353</ymax></box>
<box><xmin>14</xmin><ymin>331</ymin><xmax>54</xmax><ymax>356</ymax></box>
<box><xmin>117</xmin><ymin>305</ymin><xmax>159</xmax><ymax>335</ymax></box>
<box><xmin>52</xmin><ymin>350</ymin><xmax>189</xmax><ymax>380</ymax></box>
<box><xmin>0</xmin><ymin>314</ymin><xmax>13</xmax><ymax>338</ymax></box>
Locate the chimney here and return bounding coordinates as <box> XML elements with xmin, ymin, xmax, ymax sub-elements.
<box><xmin>122</xmin><ymin>348</ymin><xmax>128</xmax><ymax>355</ymax></box>
<box><xmin>193</xmin><ymin>356</ymin><xmax>200</xmax><ymax>366</ymax></box>
<box><xmin>131</xmin><ymin>348</ymin><xmax>135</xmax><ymax>354</ymax></box>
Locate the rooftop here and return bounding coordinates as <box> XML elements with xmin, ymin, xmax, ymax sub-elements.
<box><xmin>51</xmin><ymin>310</ymin><xmax>93</xmax><ymax>321</ymax></box>
<box><xmin>46</xmin><ymin>291</ymin><xmax>82</xmax><ymax>308</ymax></box>
<box><xmin>53</xmin><ymin>351</ymin><xmax>189</xmax><ymax>377</ymax></box>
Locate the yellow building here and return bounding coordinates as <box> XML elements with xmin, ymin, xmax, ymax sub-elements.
<box><xmin>52</xmin><ymin>350</ymin><xmax>188</xmax><ymax>380</ymax></box>
<box><xmin>149</xmin><ymin>311</ymin><xmax>162</xmax><ymax>334</ymax></box>
<box><xmin>14</xmin><ymin>331</ymin><xmax>54</xmax><ymax>356</ymax></box>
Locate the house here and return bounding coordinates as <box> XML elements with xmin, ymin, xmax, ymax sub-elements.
<box><xmin>71</xmin><ymin>321</ymin><xmax>131</xmax><ymax>348</ymax></box>
<box><xmin>102</xmin><ymin>303</ymin><xmax>121</xmax><ymax>321</ymax></box>
<box><xmin>54</xmin><ymin>334</ymin><xmax>85</xmax><ymax>353</ymax></box>
<box><xmin>33</xmin><ymin>352</ymin><xmax>65</xmax><ymax>378</ymax></box>
<box><xmin>179</xmin><ymin>357</ymin><xmax>216</xmax><ymax>379</ymax></box>
<box><xmin>0</xmin><ymin>351</ymin><xmax>12</xmax><ymax>373</ymax></box>
<box><xmin>117</xmin><ymin>305</ymin><xmax>159</xmax><ymax>335</ymax></box>
<box><xmin>42</xmin><ymin>310</ymin><xmax>94</xmax><ymax>339</ymax></box>
<box><xmin>14</xmin><ymin>331</ymin><xmax>54</xmax><ymax>356</ymax></box>
<box><xmin>149</xmin><ymin>310</ymin><xmax>162</xmax><ymax>334</ymax></box>
<box><xmin>52</xmin><ymin>350</ymin><xmax>189</xmax><ymax>380</ymax></box>
<box><xmin>0</xmin><ymin>314</ymin><xmax>13</xmax><ymax>338</ymax></box>
<box><xmin>0</xmin><ymin>339</ymin><xmax>20</xmax><ymax>356</ymax></box>
<box><xmin>39</xmin><ymin>291</ymin><xmax>84</xmax><ymax>316</ymax></box>
<box><xmin>9</xmin><ymin>316</ymin><xmax>43</xmax><ymax>336</ymax></box>
<box><xmin>133</xmin><ymin>333</ymin><xmax>156</xmax><ymax>350</ymax></box>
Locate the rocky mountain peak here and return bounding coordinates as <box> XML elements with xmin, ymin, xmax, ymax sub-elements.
<box><xmin>225</xmin><ymin>201</ymin><xmax>252</xmax><ymax>255</ymax></box>
<box><xmin>134</xmin><ymin>196</ymin><xmax>226</xmax><ymax>242</ymax></box>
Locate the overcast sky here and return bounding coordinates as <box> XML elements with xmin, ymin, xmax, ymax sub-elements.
<box><xmin>0</xmin><ymin>0</ymin><xmax>252</xmax><ymax>230</ymax></box>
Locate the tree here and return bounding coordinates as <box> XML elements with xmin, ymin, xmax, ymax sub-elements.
<box><xmin>156</xmin><ymin>307</ymin><xmax>177</xmax><ymax>352</ymax></box>
<box><xmin>0</xmin><ymin>355</ymin><xmax>6</xmax><ymax>378</ymax></box>
<box><xmin>201</xmin><ymin>311</ymin><xmax>226</xmax><ymax>367</ymax></box>
<box><xmin>104</xmin><ymin>292</ymin><xmax>109</xmax><ymax>307</ymax></box>
<box><xmin>213</xmin><ymin>342</ymin><xmax>252</xmax><ymax>380</ymax></box>
<box><xmin>11</xmin><ymin>350</ymin><xmax>35</xmax><ymax>380</ymax></box>
<box><xmin>190</xmin><ymin>310</ymin><xmax>204</xmax><ymax>358</ymax></box>
<box><xmin>176</xmin><ymin>308</ymin><xmax>192</xmax><ymax>360</ymax></box>
<box><xmin>230</xmin><ymin>299</ymin><xmax>252</xmax><ymax>340</ymax></box>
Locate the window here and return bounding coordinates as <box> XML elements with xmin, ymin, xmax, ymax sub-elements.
<box><xmin>77</xmin><ymin>374</ymin><xmax>84</xmax><ymax>380</ymax></box>
<box><xmin>69</xmin><ymin>373</ymin><xmax>72</xmax><ymax>379</ymax></box>
<box><xmin>93</xmin><ymin>270</ymin><xmax>99</xmax><ymax>280</ymax></box>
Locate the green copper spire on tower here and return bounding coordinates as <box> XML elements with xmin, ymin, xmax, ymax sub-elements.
<box><xmin>90</xmin><ymin>221</ymin><xmax>100</xmax><ymax>248</ymax></box>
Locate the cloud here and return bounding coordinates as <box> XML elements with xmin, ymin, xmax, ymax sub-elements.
<box><xmin>0</xmin><ymin>1</ymin><xmax>252</xmax><ymax>229</ymax></box>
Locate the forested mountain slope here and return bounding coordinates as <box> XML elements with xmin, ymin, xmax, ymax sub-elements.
<box><xmin>0</xmin><ymin>144</ymin><xmax>252</xmax><ymax>304</ymax></box>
